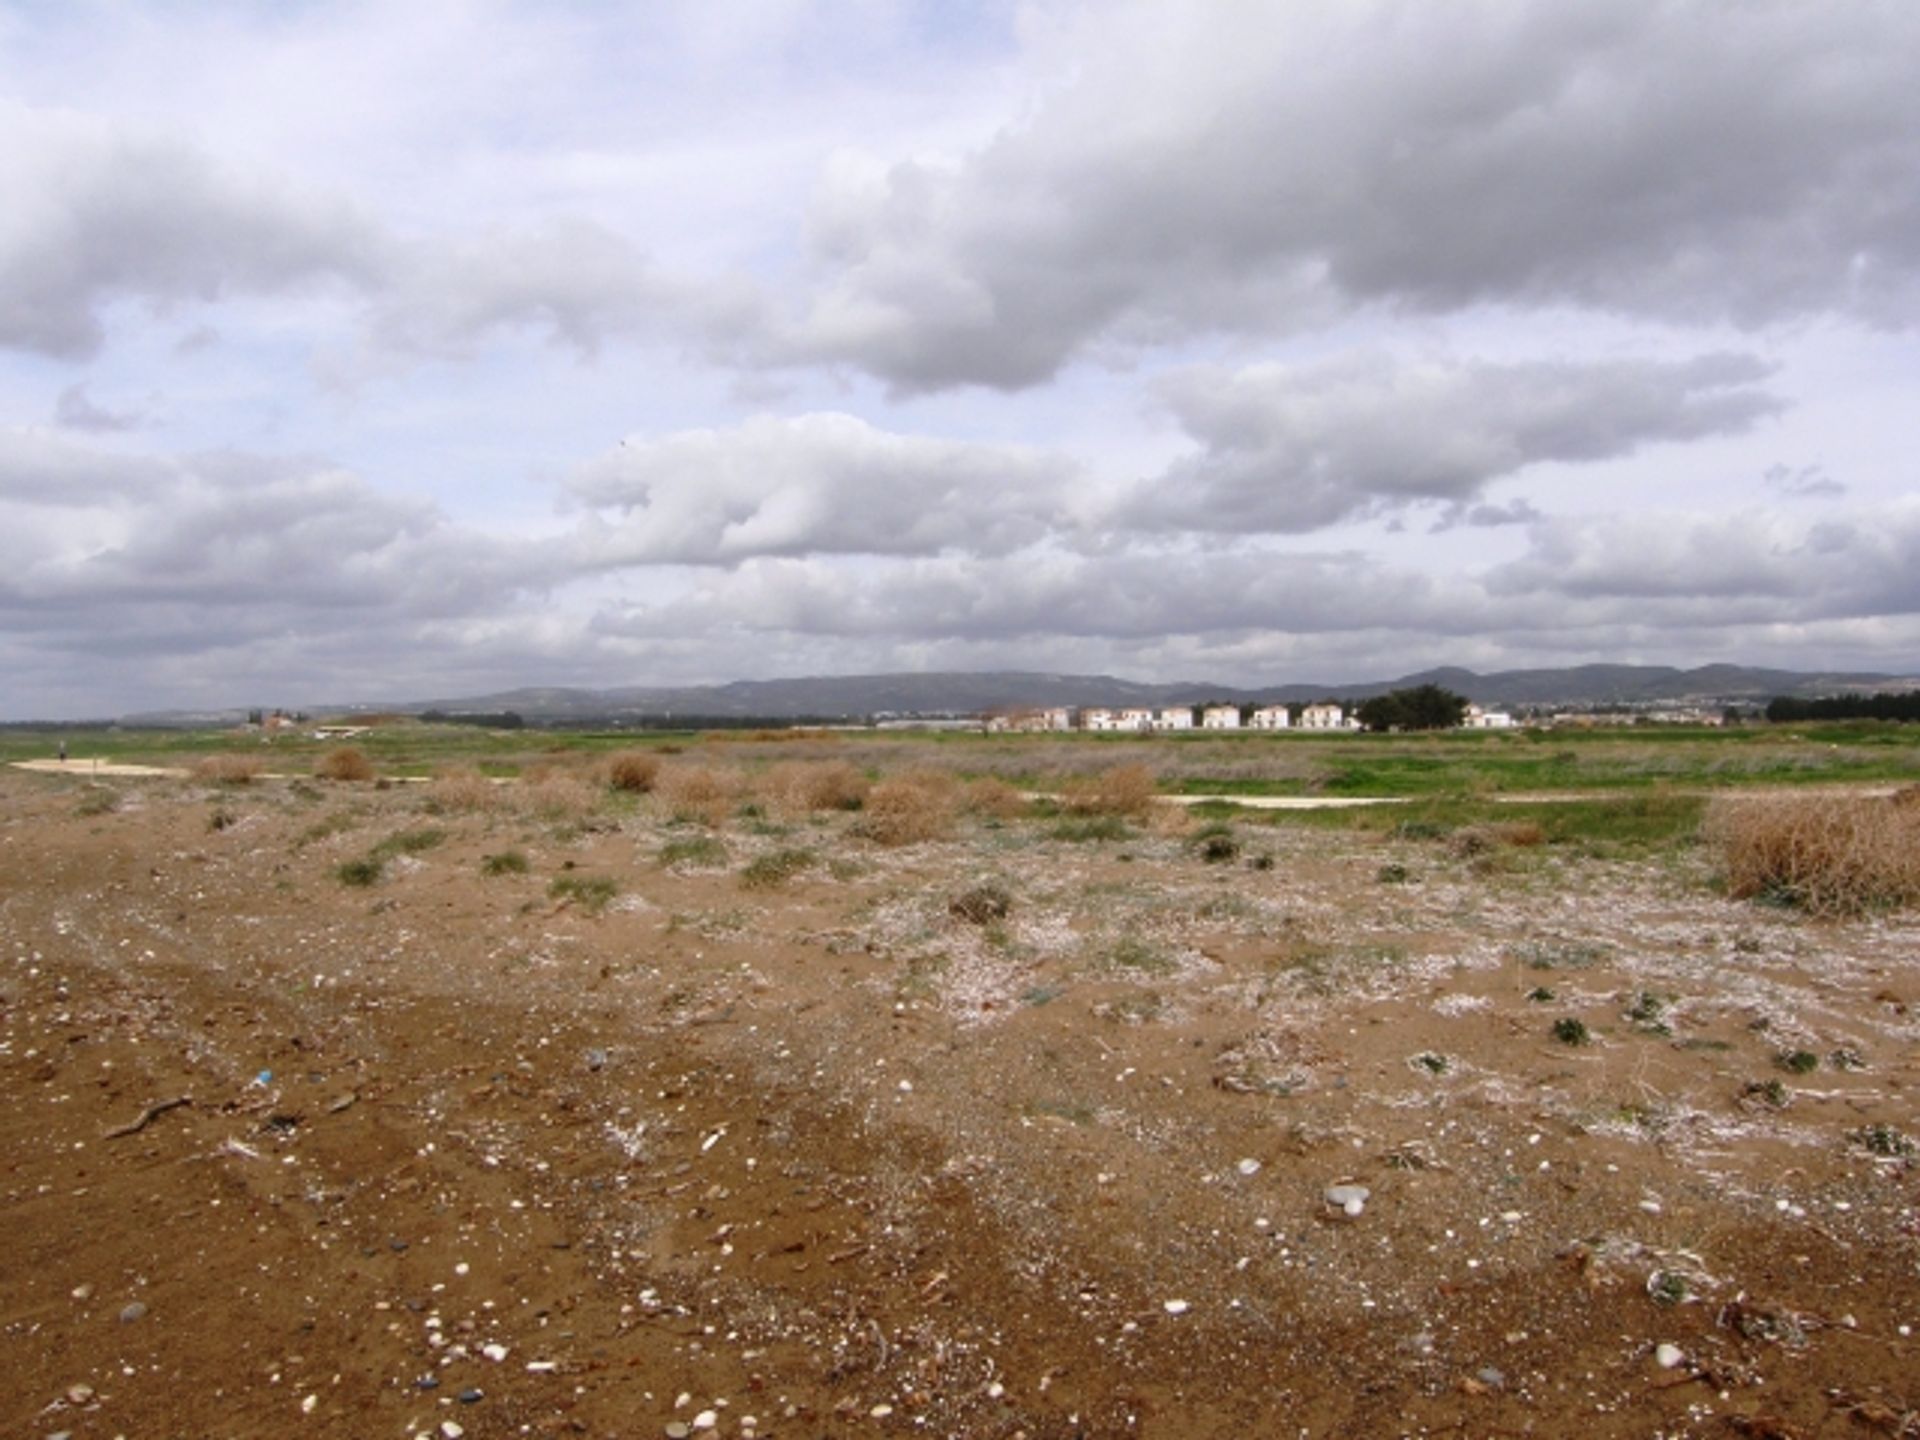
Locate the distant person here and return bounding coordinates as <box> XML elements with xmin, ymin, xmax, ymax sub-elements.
<box><xmin>58</xmin><ymin>740</ymin><xmax>67</xmax><ymax>763</ymax></box>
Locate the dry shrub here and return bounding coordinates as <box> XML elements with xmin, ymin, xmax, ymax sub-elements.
<box><xmin>960</xmin><ymin>775</ymin><xmax>1026</xmax><ymax>820</ymax></box>
<box><xmin>426</xmin><ymin>767</ymin><xmax>502</xmax><ymax>813</ymax></box>
<box><xmin>1146</xmin><ymin>800</ymin><xmax>1195</xmax><ymax>837</ymax></box>
<box><xmin>856</xmin><ymin>769</ymin><xmax>960</xmax><ymax>845</ymax></box>
<box><xmin>1448</xmin><ymin>820</ymin><xmax>1545</xmax><ymax>857</ymax></box>
<box><xmin>1707</xmin><ymin>793</ymin><xmax>1920</xmax><ymax>916</ymax></box>
<box><xmin>193</xmin><ymin>754</ymin><xmax>265</xmax><ymax>786</ymax></box>
<box><xmin>759</xmin><ymin>760</ymin><xmax>870</xmax><ymax>816</ymax></box>
<box><xmin>315</xmin><ymin>747</ymin><xmax>375</xmax><ymax>782</ymax></box>
<box><xmin>656</xmin><ymin>763</ymin><xmax>741</xmax><ymax>826</ymax></box>
<box><xmin>607</xmin><ymin>751</ymin><xmax>661</xmax><ymax>794</ymax></box>
<box><xmin>1063</xmin><ymin>762</ymin><xmax>1160</xmax><ymax>818</ymax></box>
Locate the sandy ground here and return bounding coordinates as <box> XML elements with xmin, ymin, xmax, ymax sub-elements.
<box><xmin>3</xmin><ymin>766</ymin><xmax>1918</xmax><ymax>1439</ymax></box>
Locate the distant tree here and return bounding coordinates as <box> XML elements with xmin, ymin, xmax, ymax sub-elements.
<box><xmin>1356</xmin><ymin>684</ymin><xmax>1470</xmax><ymax>732</ymax></box>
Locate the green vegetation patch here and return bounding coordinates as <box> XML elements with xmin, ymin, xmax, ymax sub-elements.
<box><xmin>549</xmin><ymin>874</ymin><xmax>618</xmax><ymax>914</ymax></box>
<box><xmin>740</xmin><ymin>847</ymin><xmax>818</xmax><ymax>889</ymax></box>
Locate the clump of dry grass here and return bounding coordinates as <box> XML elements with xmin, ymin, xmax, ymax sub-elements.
<box><xmin>522</xmin><ymin>773</ymin><xmax>602</xmax><ymax>822</ymax></box>
<box><xmin>856</xmin><ymin>768</ymin><xmax>960</xmax><ymax>845</ymax></box>
<box><xmin>959</xmin><ymin>775</ymin><xmax>1027</xmax><ymax>820</ymax></box>
<box><xmin>1448</xmin><ymin>820</ymin><xmax>1545</xmax><ymax>857</ymax></box>
<box><xmin>759</xmin><ymin>760</ymin><xmax>870</xmax><ymax>817</ymax></box>
<box><xmin>657</xmin><ymin>763</ymin><xmax>741</xmax><ymax>826</ymax></box>
<box><xmin>315</xmin><ymin>747</ymin><xmax>375</xmax><ymax>782</ymax></box>
<box><xmin>607</xmin><ymin>751</ymin><xmax>661</xmax><ymax>794</ymax></box>
<box><xmin>193</xmin><ymin>754</ymin><xmax>265</xmax><ymax>786</ymax></box>
<box><xmin>1062</xmin><ymin>763</ymin><xmax>1160</xmax><ymax>819</ymax></box>
<box><xmin>1707</xmin><ymin>793</ymin><xmax>1920</xmax><ymax>916</ymax></box>
<box><xmin>425</xmin><ymin>767</ymin><xmax>502</xmax><ymax>813</ymax></box>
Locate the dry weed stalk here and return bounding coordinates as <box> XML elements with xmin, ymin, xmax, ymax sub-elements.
<box><xmin>1707</xmin><ymin>792</ymin><xmax>1920</xmax><ymax>916</ymax></box>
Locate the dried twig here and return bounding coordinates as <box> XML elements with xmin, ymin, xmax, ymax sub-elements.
<box><xmin>103</xmin><ymin>1095</ymin><xmax>191</xmax><ymax>1139</ymax></box>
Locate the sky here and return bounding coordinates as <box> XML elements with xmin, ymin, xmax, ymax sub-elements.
<box><xmin>3</xmin><ymin>0</ymin><xmax>1918</xmax><ymax>719</ymax></box>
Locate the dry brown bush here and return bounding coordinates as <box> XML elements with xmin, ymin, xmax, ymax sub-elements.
<box><xmin>960</xmin><ymin>775</ymin><xmax>1026</xmax><ymax>819</ymax></box>
<box><xmin>315</xmin><ymin>747</ymin><xmax>375</xmax><ymax>782</ymax></box>
<box><xmin>522</xmin><ymin>774</ymin><xmax>601</xmax><ymax>821</ymax></box>
<box><xmin>1448</xmin><ymin>820</ymin><xmax>1545</xmax><ymax>856</ymax></box>
<box><xmin>657</xmin><ymin>763</ymin><xmax>741</xmax><ymax>826</ymax></box>
<box><xmin>1707</xmin><ymin>793</ymin><xmax>1920</xmax><ymax>916</ymax></box>
<box><xmin>856</xmin><ymin>769</ymin><xmax>960</xmax><ymax>845</ymax></box>
<box><xmin>425</xmin><ymin>767</ymin><xmax>502</xmax><ymax>813</ymax></box>
<box><xmin>759</xmin><ymin>760</ymin><xmax>870</xmax><ymax>816</ymax></box>
<box><xmin>607</xmin><ymin>751</ymin><xmax>661</xmax><ymax>794</ymax></box>
<box><xmin>193</xmin><ymin>754</ymin><xmax>265</xmax><ymax>786</ymax></box>
<box><xmin>1063</xmin><ymin>762</ymin><xmax>1159</xmax><ymax>818</ymax></box>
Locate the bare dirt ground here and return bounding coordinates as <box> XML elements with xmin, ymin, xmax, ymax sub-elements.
<box><xmin>4</xmin><ymin>767</ymin><xmax>1918</xmax><ymax>1439</ymax></box>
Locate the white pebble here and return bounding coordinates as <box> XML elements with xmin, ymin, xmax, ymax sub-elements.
<box><xmin>481</xmin><ymin>1343</ymin><xmax>508</xmax><ymax>1362</ymax></box>
<box><xmin>1236</xmin><ymin>1158</ymin><xmax>1261</xmax><ymax>1176</ymax></box>
<box><xmin>692</xmin><ymin>1410</ymin><xmax>718</xmax><ymax>1431</ymax></box>
<box><xmin>1655</xmin><ymin>1343</ymin><xmax>1685</xmax><ymax>1369</ymax></box>
<box><xmin>1163</xmin><ymin>1299</ymin><xmax>1190</xmax><ymax>1315</ymax></box>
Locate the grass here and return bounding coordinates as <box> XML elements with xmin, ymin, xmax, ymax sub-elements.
<box><xmin>193</xmin><ymin>754</ymin><xmax>266</xmax><ymax>785</ymax></box>
<box><xmin>480</xmin><ymin>849</ymin><xmax>530</xmax><ymax>876</ymax></box>
<box><xmin>740</xmin><ymin>847</ymin><xmax>817</xmax><ymax>889</ymax></box>
<box><xmin>607</xmin><ymin>750</ymin><xmax>661</xmax><ymax>793</ymax></box>
<box><xmin>1105</xmin><ymin>936</ymin><xmax>1175</xmax><ymax>977</ymax></box>
<box><xmin>1552</xmin><ymin>1017</ymin><xmax>1591</xmax><ymax>1046</ymax></box>
<box><xmin>856</xmin><ymin>770</ymin><xmax>960</xmax><ymax>845</ymax></box>
<box><xmin>1049</xmin><ymin>815</ymin><xmax>1132</xmax><ymax>843</ymax></box>
<box><xmin>370</xmin><ymin>827</ymin><xmax>447</xmax><ymax>861</ymax></box>
<box><xmin>549</xmin><ymin>874</ymin><xmax>618</xmax><ymax>914</ymax></box>
<box><xmin>335</xmin><ymin>856</ymin><xmax>384</xmax><ymax>887</ymax></box>
<box><xmin>950</xmin><ymin>882</ymin><xmax>1013</xmax><ymax>924</ymax></box>
<box><xmin>659</xmin><ymin>835</ymin><xmax>729</xmax><ymax>868</ymax></box>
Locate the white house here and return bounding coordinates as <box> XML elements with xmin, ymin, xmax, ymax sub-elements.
<box><xmin>989</xmin><ymin>706</ymin><xmax>1076</xmax><ymax>733</ymax></box>
<box><xmin>1249</xmin><ymin>705</ymin><xmax>1291</xmax><ymax>730</ymax></box>
<box><xmin>1156</xmin><ymin>706</ymin><xmax>1194</xmax><ymax>731</ymax></box>
<box><xmin>1080</xmin><ymin>708</ymin><xmax>1119</xmax><ymax>732</ymax></box>
<box><xmin>1464</xmin><ymin>704</ymin><xmax>1516</xmax><ymax>730</ymax></box>
<box><xmin>1118</xmin><ymin>707</ymin><xmax>1155</xmax><ymax>731</ymax></box>
<box><xmin>1201</xmin><ymin>705</ymin><xmax>1241</xmax><ymax>730</ymax></box>
<box><xmin>1299</xmin><ymin>703</ymin><xmax>1347</xmax><ymax>730</ymax></box>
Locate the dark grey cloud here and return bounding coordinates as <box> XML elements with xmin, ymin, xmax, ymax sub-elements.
<box><xmin>1120</xmin><ymin>353</ymin><xmax>1780</xmax><ymax>533</ymax></box>
<box><xmin>1763</xmin><ymin>462</ymin><xmax>1846</xmax><ymax>499</ymax></box>
<box><xmin>567</xmin><ymin>412</ymin><xmax>1083</xmax><ymax>563</ymax></box>
<box><xmin>54</xmin><ymin>383</ymin><xmax>146</xmax><ymax>433</ymax></box>
<box><xmin>782</xmin><ymin>2</ymin><xmax>1920</xmax><ymax>390</ymax></box>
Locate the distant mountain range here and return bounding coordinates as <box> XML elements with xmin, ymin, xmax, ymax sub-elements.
<box><xmin>123</xmin><ymin>662</ymin><xmax>1901</xmax><ymax>726</ymax></box>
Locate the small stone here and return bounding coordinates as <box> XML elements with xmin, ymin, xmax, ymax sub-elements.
<box><xmin>70</xmin><ymin>1284</ymin><xmax>93</xmax><ymax>1302</ymax></box>
<box><xmin>1236</xmin><ymin>1158</ymin><xmax>1261</xmax><ymax>1177</ymax></box>
<box><xmin>481</xmin><ymin>1343</ymin><xmax>508</xmax><ymax>1362</ymax></box>
<box><xmin>1325</xmin><ymin>1183</ymin><xmax>1370</xmax><ymax>1217</ymax></box>
<box><xmin>440</xmin><ymin>1424</ymin><xmax>464</xmax><ymax>1440</ymax></box>
<box><xmin>416</xmin><ymin>1375</ymin><xmax>440</xmax><ymax>1390</ymax></box>
<box><xmin>1654</xmin><ymin>1343</ymin><xmax>1685</xmax><ymax>1370</ymax></box>
<box><xmin>692</xmin><ymin>1410</ymin><xmax>718</xmax><ymax>1431</ymax></box>
<box><xmin>300</xmin><ymin>1393</ymin><xmax>318</xmax><ymax>1414</ymax></box>
<box><xmin>870</xmin><ymin>1404</ymin><xmax>894</xmax><ymax>1418</ymax></box>
<box><xmin>117</xmin><ymin>1301</ymin><xmax>147</xmax><ymax>1324</ymax></box>
<box><xmin>1476</xmin><ymin>1367</ymin><xmax>1505</xmax><ymax>1389</ymax></box>
<box><xmin>585</xmin><ymin>1048</ymin><xmax>609</xmax><ymax>1072</ymax></box>
<box><xmin>457</xmin><ymin>1387</ymin><xmax>484</xmax><ymax>1404</ymax></box>
<box><xmin>986</xmin><ymin>1381</ymin><xmax>1005</xmax><ymax>1399</ymax></box>
<box><xmin>664</xmin><ymin>1425</ymin><xmax>691</xmax><ymax>1440</ymax></box>
<box><xmin>1163</xmin><ymin>1299</ymin><xmax>1190</xmax><ymax>1315</ymax></box>
<box><xmin>65</xmin><ymin>1384</ymin><xmax>95</xmax><ymax>1405</ymax></box>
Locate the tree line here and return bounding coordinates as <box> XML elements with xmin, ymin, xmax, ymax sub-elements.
<box><xmin>1765</xmin><ymin>692</ymin><xmax>1920</xmax><ymax>723</ymax></box>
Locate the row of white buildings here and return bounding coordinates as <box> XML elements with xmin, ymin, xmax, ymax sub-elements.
<box><xmin>986</xmin><ymin>702</ymin><xmax>1515</xmax><ymax>733</ymax></box>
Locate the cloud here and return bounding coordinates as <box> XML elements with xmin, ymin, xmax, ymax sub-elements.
<box><xmin>54</xmin><ymin>383</ymin><xmax>146</xmax><ymax>433</ymax></box>
<box><xmin>566</xmin><ymin>412</ymin><xmax>1084</xmax><ymax>563</ymax></box>
<box><xmin>1763</xmin><ymin>462</ymin><xmax>1846</xmax><ymax>499</ymax></box>
<box><xmin>779</xmin><ymin>2</ymin><xmax>1920</xmax><ymax>389</ymax></box>
<box><xmin>1487</xmin><ymin>507</ymin><xmax>1920</xmax><ymax>619</ymax></box>
<box><xmin>0</xmin><ymin>103</ymin><xmax>384</xmax><ymax>359</ymax></box>
<box><xmin>1120</xmin><ymin>352</ymin><xmax>1780</xmax><ymax>533</ymax></box>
